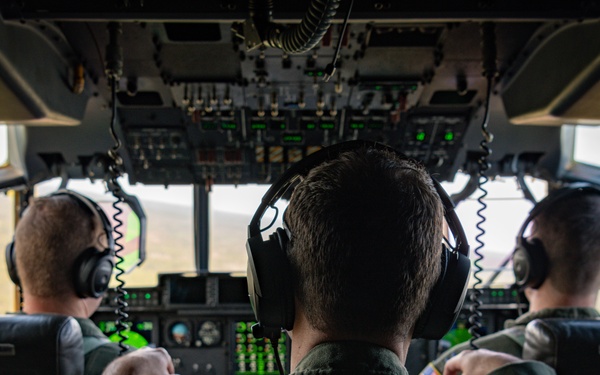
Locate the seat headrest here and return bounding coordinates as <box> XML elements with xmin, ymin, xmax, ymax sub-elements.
<box><xmin>0</xmin><ymin>314</ymin><xmax>84</xmax><ymax>375</ymax></box>
<box><xmin>523</xmin><ymin>318</ymin><xmax>600</xmax><ymax>375</ymax></box>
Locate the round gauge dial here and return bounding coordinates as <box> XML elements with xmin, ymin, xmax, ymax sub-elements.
<box><xmin>170</xmin><ymin>322</ymin><xmax>191</xmax><ymax>347</ymax></box>
<box><xmin>197</xmin><ymin>320</ymin><xmax>222</xmax><ymax>347</ymax></box>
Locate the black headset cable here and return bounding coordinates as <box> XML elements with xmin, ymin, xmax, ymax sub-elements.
<box><xmin>104</xmin><ymin>22</ymin><xmax>130</xmax><ymax>355</ymax></box>
<box><xmin>468</xmin><ymin>22</ymin><xmax>497</xmax><ymax>349</ymax></box>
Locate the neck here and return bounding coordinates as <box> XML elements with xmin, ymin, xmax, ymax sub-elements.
<box><xmin>526</xmin><ymin>283</ymin><xmax>598</xmax><ymax>312</ymax></box>
<box><xmin>289</xmin><ymin>309</ymin><xmax>410</xmax><ymax>370</ymax></box>
<box><xmin>22</xmin><ymin>293</ymin><xmax>94</xmax><ymax>318</ymax></box>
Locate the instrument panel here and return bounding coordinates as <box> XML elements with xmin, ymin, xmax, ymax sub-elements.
<box><xmin>94</xmin><ymin>274</ymin><xmax>527</xmax><ymax>375</ymax></box>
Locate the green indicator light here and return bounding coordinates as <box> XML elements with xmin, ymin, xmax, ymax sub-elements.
<box><xmin>444</xmin><ymin>132</ymin><xmax>454</xmax><ymax>141</ymax></box>
<box><xmin>375</xmin><ymin>85</ymin><xmax>382</xmax><ymax>91</ymax></box>
<box><xmin>308</xmin><ymin>71</ymin><xmax>314</xmax><ymax>77</ymax></box>
<box><xmin>98</xmin><ymin>322</ymin><xmax>106</xmax><ymax>332</ymax></box>
<box><xmin>132</xmin><ymin>293</ymin><xmax>137</xmax><ymax>299</ymax></box>
<box><xmin>491</xmin><ymin>291</ymin><xmax>497</xmax><ymax>297</ymax></box>
<box><xmin>410</xmin><ymin>85</ymin><xmax>418</xmax><ymax>91</ymax></box>
<box><xmin>124</xmin><ymin>294</ymin><xmax>130</xmax><ymax>300</ymax></box>
<box><xmin>317</xmin><ymin>71</ymin><xmax>323</xmax><ymax>77</ymax></box>
<box><xmin>512</xmin><ymin>290</ymin><xmax>518</xmax><ymax>297</ymax></box>
<box><xmin>320</xmin><ymin>123</ymin><xmax>334</xmax><ymax>130</ymax></box>
<box><xmin>306</xmin><ymin>123</ymin><xmax>316</xmax><ymax>130</ymax></box>
<box><xmin>350</xmin><ymin>122</ymin><xmax>365</xmax><ymax>130</ymax></box>
<box><xmin>236</xmin><ymin>322</ymin><xmax>246</xmax><ymax>333</ymax></box>
<box><xmin>498</xmin><ymin>291</ymin><xmax>504</xmax><ymax>297</ymax></box>
<box><xmin>416</xmin><ymin>132</ymin><xmax>426</xmax><ymax>141</ymax></box>
<box><xmin>145</xmin><ymin>293</ymin><xmax>151</xmax><ymax>300</ymax></box>
<box><xmin>251</xmin><ymin>123</ymin><xmax>267</xmax><ymax>130</ymax></box>
<box><xmin>280</xmin><ymin>123</ymin><xmax>286</xmax><ymax>129</ymax></box>
<box><xmin>137</xmin><ymin>323</ymin><xmax>144</xmax><ymax>330</ymax></box>
<box><xmin>222</xmin><ymin>123</ymin><xmax>237</xmax><ymax>130</ymax></box>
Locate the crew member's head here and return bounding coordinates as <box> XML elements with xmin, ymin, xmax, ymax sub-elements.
<box><xmin>285</xmin><ymin>148</ymin><xmax>443</xmax><ymax>341</ymax></box>
<box><xmin>531</xmin><ymin>188</ymin><xmax>600</xmax><ymax>296</ymax></box>
<box><xmin>14</xmin><ymin>194</ymin><xmax>109</xmax><ymax>303</ymax></box>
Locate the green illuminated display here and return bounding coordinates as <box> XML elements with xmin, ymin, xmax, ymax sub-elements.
<box><xmin>201</xmin><ymin>122</ymin><xmax>218</xmax><ymax>130</ymax></box>
<box><xmin>320</xmin><ymin>123</ymin><xmax>335</xmax><ymax>130</ymax></box>
<box><xmin>416</xmin><ymin>132</ymin><xmax>426</xmax><ymax>141</ymax></box>
<box><xmin>97</xmin><ymin>320</ymin><xmax>153</xmax><ymax>349</ymax></box>
<box><xmin>282</xmin><ymin>134</ymin><xmax>303</xmax><ymax>143</ymax></box>
<box><xmin>251</xmin><ymin>123</ymin><xmax>267</xmax><ymax>130</ymax></box>
<box><xmin>305</xmin><ymin>123</ymin><xmax>316</xmax><ymax>130</ymax></box>
<box><xmin>108</xmin><ymin>331</ymin><xmax>149</xmax><ymax>349</ymax></box>
<box><xmin>444</xmin><ymin>131</ymin><xmax>454</xmax><ymax>141</ymax></box>
<box><xmin>222</xmin><ymin>123</ymin><xmax>237</xmax><ymax>130</ymax></box>
<box><xmin>350</xmin><ymin>122</ymin><xmax>365</xmax><ymax>130</ymax></box>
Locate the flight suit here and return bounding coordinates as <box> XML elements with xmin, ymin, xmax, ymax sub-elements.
<box><xmin>76</xmin><ymin>318</ymin><xmax>135</xmax><ymax>375</ymax></box>
<box><xmin>421</xmin><ymin>307</ymin><xmax>600</xmax><ymax>374</ymax></box>
<box><xmin>292</xmin><ymin>340</ymin><xmax>555</xmax><ymax>375</ymax></box>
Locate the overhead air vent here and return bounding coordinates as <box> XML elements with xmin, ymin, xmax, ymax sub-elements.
<box><xmin>502</xmin><ymin>20</ymin><xmax>600</xmax><ymax>126</ymax></box>
<box><xmin>0</xmin><ymin>22</ymin><xmax>89</xmax><ymax>126</ymax></box>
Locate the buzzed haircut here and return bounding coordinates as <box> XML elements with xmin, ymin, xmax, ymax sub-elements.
<box><xmin>15</xmin><ymin>195</ymin><xmax>98</xmax><ymax>298</ymax></box>
<box><xmin>285</xmin><ymin>148</ymin><xmax>443</xmax><ymax>340</ymax></box>
<box><xmin>534</xmin><ymin>190</ymin><xmax>600</xmax><ymax>295</ymax></box>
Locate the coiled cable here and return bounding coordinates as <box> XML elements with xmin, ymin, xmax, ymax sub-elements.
<box><xmin>111</xmin><ymin>184</ymin><xmax>129</xmax><ymax>355</ymax></box>
<box><xmin>469</xmin><ymin>22</ymin><xmax>496</xmax><ymax>349</ymax></box>
<box><xmin>104</xmin><ymin>21</ymin><xmax>129</xmax><ymax>354</ymax></box>
<box><xmin>250</xmin><ymin>0</ymin><xmax>341</xmax><ymax>54</ymax></box>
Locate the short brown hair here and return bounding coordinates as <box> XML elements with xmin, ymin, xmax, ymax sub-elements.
<box><xmin>534</xmin><ymin>190</ymin><xmax>600</xmax><ymax>295</ymax></box>
<box><xmin>15</xmin><ymin>195</ymin><xmax>98</xmax><ymax>297</ymax></box>
<box><xmin>285</xmin><ymin>148</ymin><xmax>443</xmax><ymax>340</ymax></box>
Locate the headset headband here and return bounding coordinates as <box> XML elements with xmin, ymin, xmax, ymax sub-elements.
<box><xmin>51</xmin><ymin>189</ymin><xmax>115</xmax><ymax>252</ymax></box>
<box><xmin>247</xmin><ymin>140</ymin><xmax>469</xmax><ymax>258</ymax></box>
<box><xmin>518</xmin><ymin>183</ymin><xmax>600</xmax><ymax>240</ymax></box>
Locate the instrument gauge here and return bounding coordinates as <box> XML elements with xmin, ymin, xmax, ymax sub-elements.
<box><xmin>169</xmin><ymin>322</ymin><xmax>191</xmax><ymax>347</ymax></box>
<box><xmin>197</xmin><ymin>320</ymin><xmax>222</xmax><ymax>347</ymax></box>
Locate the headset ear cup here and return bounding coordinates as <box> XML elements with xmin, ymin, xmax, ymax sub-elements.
<box><xmin>246</xmin><ymin>227</ymin><xmax>295</xmax><ymax>337</ymax></box>
<box><xmin>513</xmin><ymin>238</ymin><xmax>548</xmax><ymax>289</ymax></box>
<box><xmin>413</xmin><ymin>246</ymin><xmax>471</xmax><ymax>340</ymax></box>
<box><xmin>73</xmin><ymin>247</ymin><xmax>114</xmax><ymax>298</ymax></box>
<box><xmin>5</xmin><ymin>241</ymin><xmax>20</xmax><ymax>286</ymax></box>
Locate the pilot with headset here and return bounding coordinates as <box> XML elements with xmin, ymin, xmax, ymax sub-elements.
<box><xmin>103</xmin><ymin>141</ymin><xmax>554</xmax><ymax>375</ymax></box>
<box><xmin>5</xmin><ymin>190</ymin><xmax>134</xmax><ymax>375</ymax></box>
<box><xmin>422</xmin><ymin>184</ymin><xmax>600</xmax><ymax>374</ymax></box>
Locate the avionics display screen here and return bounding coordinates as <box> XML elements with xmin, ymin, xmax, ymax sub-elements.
<box><xmin>219</xmin><ymin>277</ymin><xmax>250</xmax><ymax>304</ymax></box>
<box><xmin>234</xmin><ymin>321</ymin><xmax>288</xmax><ymax>375</ymax></box>
<box><xmin>168</xmin><ymin>276</ymin><xmax>207</xmax><ymax>304</ymax></box>
<box><xmin>97</xmin><ymin>319</ymin><xmax>154</xmax><ymax>349</ymax></box>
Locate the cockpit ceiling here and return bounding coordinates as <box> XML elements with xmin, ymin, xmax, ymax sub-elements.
<box><xmin>0</xmin><ymin>1</ymin><xmax>598</xmax><ymax>186</ymax></box>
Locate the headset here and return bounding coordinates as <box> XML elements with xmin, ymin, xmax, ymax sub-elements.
<box><xmin>512</xmin><ymin>183</ymin><xmax>600</xmax><ymax>290</ymax></box>
<box><xmin>5</xmin><ymin>190</ymin><xmax>115</xmax><ymax>298</ymax></box>
<box><xmin>246</xmin><ymin>140</ymin><xmax>471</xmax><ymax>341</ymax></box>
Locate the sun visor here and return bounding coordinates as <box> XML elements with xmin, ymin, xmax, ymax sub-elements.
<box><xmin>0</xmin><ymin>21</ymin><xmax>89</xmax><ymax>126</ymax></box>
<box><xmin>502</xmin><ymin>21</ymin><xmax>600</xmax><ymax>126</ymax></box>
